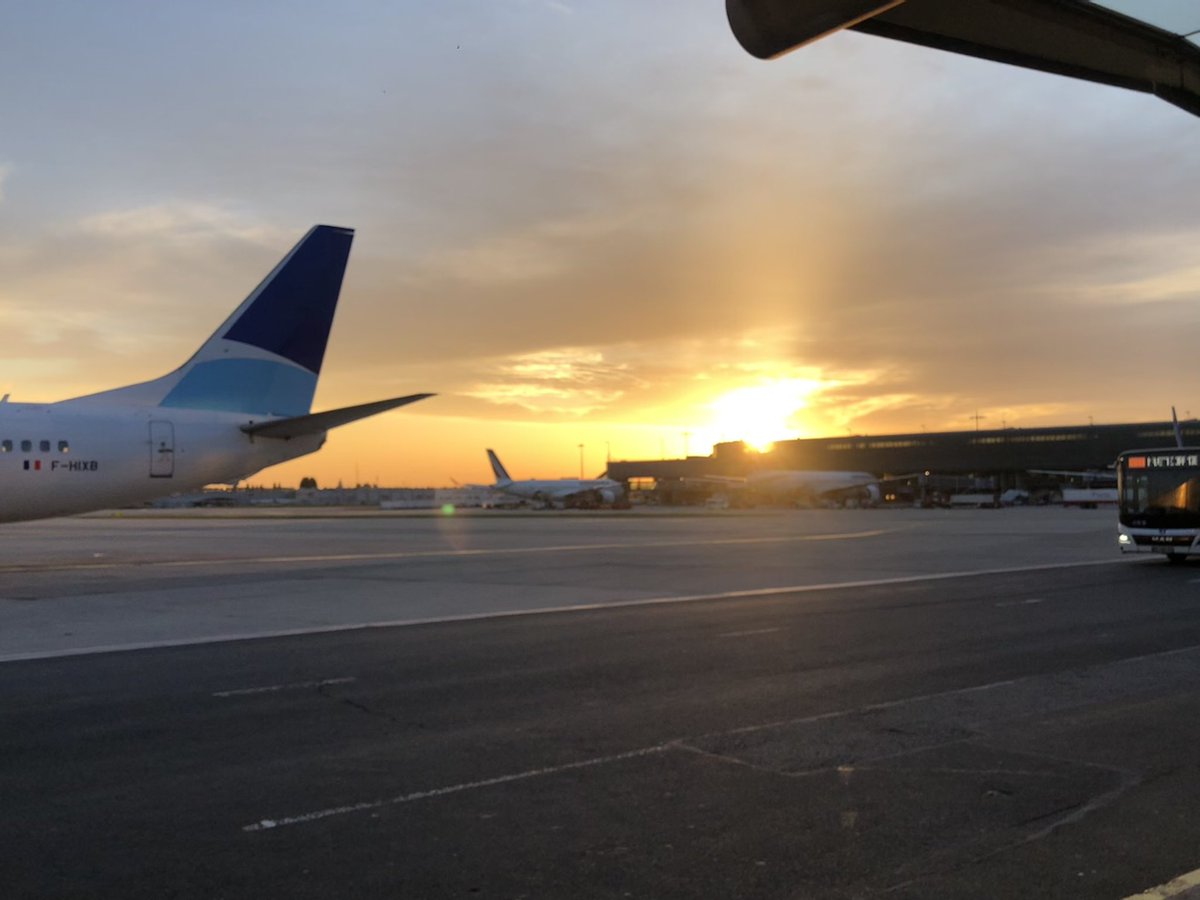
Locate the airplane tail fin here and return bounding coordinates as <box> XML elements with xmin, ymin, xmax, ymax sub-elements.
<box><xmin>60</xmin><ymin>225</ymin><xmax>354</xmax><ymax>416</ymax></box>
<box><xmin>1173</xmin><ymin>406</ymin><xmax>1185</xmax><ymax>448</ymax></box>
<box><xmin>486</xmin><ymin>449</ymin><xmax>513</xmax><ymax>485</ymax></box>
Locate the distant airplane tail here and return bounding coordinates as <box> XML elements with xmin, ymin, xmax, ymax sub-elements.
<box><xmin>61</xmin><ymin>225</ymin><xmax>354</xmax><ymax>416</ymax></box>
<box><xmin>486</xmin><ymin>449</ymin><xmax>513</xmax><ymax>485</ymax></box>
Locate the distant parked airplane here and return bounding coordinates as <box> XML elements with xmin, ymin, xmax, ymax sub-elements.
<box><xmin>0</xmin><ymin>225</ymin><xmax>432</xmax><ymax>523</ymax></box>
<box><xmin>694</xmin><ymin>469</ymin><xmax>883</xmax><ymax>507</ymax></box>
<box><xmin>486</xmin><ymin>449</ymin><xmax>625</xmax><ymax>507</ymax></box>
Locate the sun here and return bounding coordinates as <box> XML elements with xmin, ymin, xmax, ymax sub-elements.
<box><xmin>706</xmin><ymin>378</ymin><xmax>825</xmax><ymax>452</ymax></box>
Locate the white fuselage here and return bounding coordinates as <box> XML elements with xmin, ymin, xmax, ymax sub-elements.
<box><xmin>0</xmin><ymin>402</ymin><xmax>324</xmax><ymax>523</ymax></box>
<box><xmin>747</xmin><ymin>470</ymin><xmax>878</xmax><ymax>494</ymax></box>
<box><xmin>495</xmin><ymin>477</ymin><xmax>624</xmax><ymax>505</ymax></box>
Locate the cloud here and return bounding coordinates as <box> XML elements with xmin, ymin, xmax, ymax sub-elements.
<box><xmin>4</xmin><ymin>2</ymin><xmax>1200</xmax><ymax>471</ymax></box>
<box><xmin>440</xmin><ymin>330</ymin><xmax>887</xmax><ymax>431</ymax></box>
<box><xmin>0</xmin><ymin>204</ymin><xmax>294</xmax><ymax>400</ymax></box>
<box><xmin>422</xmin><ymin>209</ymin><xmax>638</xmax><ymax>286</ymax></box>
<box><xmin>464</xmin><ymin>347</ymin><xmax>643</xmax><ymax>415</ymax></box>
<box><xmin>77</xmin><ymin>203</ymin><xmax>288</xmax><ymax>246</ymax></box>
<box><xmin>523</xmin><ymin>0</ymin><xmax>573</xmax><ymax>13</ymax></box>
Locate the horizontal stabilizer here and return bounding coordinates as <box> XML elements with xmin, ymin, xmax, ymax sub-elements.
<box><xmin>241</xmin><ymin>393</ymin><xmax>434</xmax><ymax>439</ymax></box>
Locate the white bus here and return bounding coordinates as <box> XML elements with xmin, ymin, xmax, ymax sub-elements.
<box><xmin>1117</xmin><ymin>448</ymin><xmax>1200</xmax><ymax>563</ymax></box>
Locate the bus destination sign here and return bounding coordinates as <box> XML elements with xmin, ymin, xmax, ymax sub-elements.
<box><xmin>1126</xmin><ymin>453</ymin><xmax>1200</xmax><ymax>469</ymax></box>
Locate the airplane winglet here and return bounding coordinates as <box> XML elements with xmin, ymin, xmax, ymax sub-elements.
<box><xmin>241</xmin><ymin>393</ymin><xmax>434</xmax><ymax>440</ymax></box>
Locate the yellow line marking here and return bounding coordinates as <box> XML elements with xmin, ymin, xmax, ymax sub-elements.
<box><xmin>718</xmin><ymin>628</ymin><xmax>781</xmax><ymax>638</ymax></box>
<box><xmin>212</xmin><ymin>676</ymin><xmax>356</xmax><ymax>698</ymax></box>
<box><xmin>245</xmin><ymin>641</ymin><xmax>1198</xmax><ymax>834</ymax></box>
<box><xmin>1125</xmin><ymin>867</ymin><xmax>1200</xmax><ymax>899</ymax></box>
<box><xmin>243</xmin><ymin>743</ymin><xmax>673</xmax><ymax>831</ymax></box>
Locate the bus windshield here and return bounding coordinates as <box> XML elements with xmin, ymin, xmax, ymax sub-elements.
<box><xmin>1119</xmin><ymin>451</ymin><xmax>1200</xmax><ymax>527</ymax></box>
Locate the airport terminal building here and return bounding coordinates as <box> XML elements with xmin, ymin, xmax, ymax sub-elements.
<box><xmin>607</xmin><ymin>420</ymin><xmax>1200</xmax><ymax>504</ymax></box>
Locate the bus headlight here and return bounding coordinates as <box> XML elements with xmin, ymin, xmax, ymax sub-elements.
<box><xmin>1118</xmin><ymin>533</ymin><xmax>1132</xmax><ymax>545</ymax></box>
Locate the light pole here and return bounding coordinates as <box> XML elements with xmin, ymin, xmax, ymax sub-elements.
<box><xmin>578</xmin><ymin>444</ymin><xmax>584</xmax><ymax>479</ymax></box>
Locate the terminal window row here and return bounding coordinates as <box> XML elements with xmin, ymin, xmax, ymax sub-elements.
<box><xmin>1</xmin><ymin>440</ymin><xmax>70</xmax><ymax>453</ymax></box>
<box><xmin>1136</xmin><ymin>429</ymin><xmax>1200</xmax><ymax>441</ymax></box>
<box><xmin>826</xmin><ymin>439</ymin><xmax>930</xmax><ymax>451</ymax></box>
<box><xmin>970</xmin><ymin>434</ymin><xmax>1087</xmax><ymax>445</ymax></box>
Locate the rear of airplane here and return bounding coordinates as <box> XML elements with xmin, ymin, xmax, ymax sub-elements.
<box><xmin>486</xmin><ymin>449</ymin><xmax>513</xmax><ymax>485</ymax></box>
<box><xmin>59</xmin><ymin>225</ymin><xmax>354</xmax><ymax>416</ymax></box>
<box><xmin>1</xmin><ymin>224</ymin><xmax>432</xmax><ymax>525</ymax></box>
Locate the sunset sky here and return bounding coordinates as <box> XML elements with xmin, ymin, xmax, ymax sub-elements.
<box><xmin>2</xmin><ymin>2</ymin><xmax>1199</xmax><ymax>487</ymax></box>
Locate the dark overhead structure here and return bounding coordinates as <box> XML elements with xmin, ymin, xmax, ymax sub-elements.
<box><xmin>607</xmin><ymin>421</ymin><xmax>1200</xmax><ymax>484</ymax></box>
<box><xmin>727</xmin><ymin>0</ymin><xmax>1200</xmax><ymax>117</ymax></box>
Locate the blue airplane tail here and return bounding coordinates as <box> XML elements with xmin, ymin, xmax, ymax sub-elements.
<box><xmin>217</xmin><ymin>224</ymin><xmax>353</xmax><ymax>379</ymax></box>
<box><xmin>61</xmin><ymin>225</ymin><xmax>354</xmax><ymax>415</ymax></box>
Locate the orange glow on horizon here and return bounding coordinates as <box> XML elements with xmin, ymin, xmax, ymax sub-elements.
<box><xmin>247</xmin><ymin>377</ymin><xmax>844</xmax><ymax>488</ymax></box>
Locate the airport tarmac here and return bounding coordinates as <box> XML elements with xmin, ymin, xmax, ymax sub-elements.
<box><xmin>3</xmin><ymin>507</ymin><xmax>1200</xmax><ymax>898</ymax></box>
<box><xmin>0</xmin><ymin>506</ymin><xmax>1117</xmax><ymax>661</ymax></box>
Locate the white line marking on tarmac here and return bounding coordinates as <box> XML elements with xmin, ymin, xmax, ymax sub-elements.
<box><xmin>0</xmin><ymin>530</ymin><xmax>889</xmax><ymax>574</ymax></box>
<box><xmin>213</xmin><ymin>677</ymin><xmax>356</xmax><ymax>698</ymax></box>
<box><xmin>244</xmin><ymin>639</ymin><xmax>1200</xmax><ymax>834</ymax></box>
<box><xmin>0</xmin><ymin>559</ymin><xmax>1125</xmax><ymax>664</ymax></box>
<box><xmin>243</xmin><ymin>743</ymin><xmax>673</xmax><ymax>832</ymax></box>
<box><xmin>718</xmin><ymin>628</ymin><xmax>781</xmax><ymax>638</ymax></box>
<box><xmin>994</xmin><ymin>598</ymin><xmax>1045</xmax><ymax>608</ymax></box>
<box><xmin>1124</xmin><ymin>865</ymin><xmax>1200</xmax><ymax>899</ymax></box>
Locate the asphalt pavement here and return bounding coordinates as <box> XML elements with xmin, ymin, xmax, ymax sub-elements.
<box><xmin>2</xmin><ymin>508</ymin><xmax>1198</xmax><ymax>898</ymax></box>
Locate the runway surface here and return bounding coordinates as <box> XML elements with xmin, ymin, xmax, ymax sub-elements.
<box><xmin>3</xmin><ymin>507</ymin><xmax>1200</xmax><ymax>898</ymax></box>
